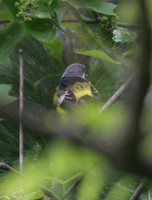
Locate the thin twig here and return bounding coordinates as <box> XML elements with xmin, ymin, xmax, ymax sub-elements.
<box><xmin>0</xmin><ymin>161</ymin><xmax>60</xmax><ymax>200</ymax></box>
<box><xmin>0</xmin><ymin>161</ymin><xmax>20</xmax><ymax>174</ymax></box>
<box><xmin>129</xmin><ymin>179</ymin><xmax>148</xmax><ymax>200</ymax></box>
<box><xmin>61</xmin><ymin>174</ymin><xmax>82</xmax><ymax>199</ymax></box>
<box><xmin>19</xmin><ymin>49</ymin><xmax>24</xmax><ymax>174</ymax></box>
<box><xmin>99</xmin><ymin>76</ymin><xmax>133</xmax><ymax>113</ymax></box>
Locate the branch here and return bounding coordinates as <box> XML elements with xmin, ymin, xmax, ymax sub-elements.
<box><xmin>99</xmin><ymin>76</ymin><xmax>133</xmax><ymax>113</ymax></box>
<box><xmin>1</xmin><ymin>93</ymin><xmax>152</xmax><ymax>177</ymax></box>
<box><xmin>19</xmin><ymin>49</ymin><xmax>24</xmax><ymax>174</ymax></box>
<box><xmin>121</xmin><ymin>0</ymin><xmax>152</xmax><ymax>163</ymax></box>
<box><xmin>129</xmin><ymin>179</ymin><xmax>149</xmax><ymax>200</ymax></box>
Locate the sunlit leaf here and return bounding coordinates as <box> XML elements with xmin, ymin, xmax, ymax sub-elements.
<box><xmin>77</xmin><ymin>166</ymin><xmax>105</xmax><ymax>200</ymax></box>
<box><xmin>75</xmin><ymin>49</ymin><xmax>120</xmax><ymax>64</ymax></box>
<box><xmin>21</xmin><ymin>190</ymin><xmax>45</xmax><ymax>200</ymax></box>
<box><xmin>45</xmin><ymin>140</ymin><xmax>105</xmax><ymax>180</ymax></box>
<box><xmin>0</xmin><ymin>141</ymin><xmax>104</xmax><ymax>197</ymax></box>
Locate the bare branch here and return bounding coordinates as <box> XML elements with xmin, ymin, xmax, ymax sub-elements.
<box><xmin>99</xmin><ymin>76</ymin><xmax>133</xmax><ymax>113</ymax></box>
<box><xmin>129</xmin><ymin>179</ymin><xmax>149</xmax><ymax>200</ymax></box>
<box><xmin>19</xmin><ymin>49</ymin><xmax>24</xmax><ymax>174</ymax></box>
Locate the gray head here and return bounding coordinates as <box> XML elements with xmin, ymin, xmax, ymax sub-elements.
<box><xmin>62</xmin><ymin>63</ymin><xmax>88</xmax><ymax>80</ymax></box>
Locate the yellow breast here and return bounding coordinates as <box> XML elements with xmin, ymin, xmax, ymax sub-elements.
<box><xmin>71</xmin><ymin>82</ymin><xmax>93</xmax><ymax>101</ymax></box>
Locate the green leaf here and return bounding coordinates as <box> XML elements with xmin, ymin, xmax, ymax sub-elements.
<box><xmin>113</xmin><ymin>27</ymin><xmax>137</xmax><ymax>43</ymax></box>
<box><xmin>105</xmin><ymin>176</ymin><xmax>138</xmax><ymax>200</ymax></box>
<box><xmin>0</xmin><ymin>84</ymin><xmax>17</xmax><ymax>106</ymax></box>
<box><xmin>2</xmin><ymin>0</ymin><xmax>58</xmax><ymax>43</ymax></box>
<box><xmin>2</xmin><ymin>0</ymin><xmax>18</xmax><ymax>17</ymax></box>
<box><xmin>62</xmin><ymin>0</ymin><xmax>117</xmax><ymax>16</ymax></box>
<box><xmin>0</xmin><ymin>22</ymin><xmax>24</xmax><ymax>63</ymax></box>
<box><xmin>0</xmin><ymin>8</ymin><xmax>13</xmax><ymax>21</ymax></box>
<box><xmin>25</xmin><ymin>18</ymin><xmax>56</xmax><ymax>42</ymax></box>
<box><xmin>75</xmin><ymin>49</ymin><xmax>120</xmax><ymax>64</ymax></box>
<box><xmin>22</xmin><ymin>190</ymin><xmax>45</xmax><ymax>200</ymax></box>
<box><xmin>45</xmin><ymin>38</ymin><xmax>64</xmax><ymax>62</ymax></box>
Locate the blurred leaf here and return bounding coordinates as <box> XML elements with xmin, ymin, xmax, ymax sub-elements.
<box><xmin>71</xmin><ymin>103</ymin><xmax>128</xmax><ymax>137</ymax></box>
<box><xmin>2</xmin><ymin>0</ymin><xmax>18</xmax><ymax>17</ymax></box>
<box><xmin>63</xmin><ymin>0</ymin><xmax>117</xmax><ymax>16</ymax></box>
<box><xmin>25</xmin><ymin>18</ymin><xmax>56</xmax><ymax>42</ymax></box>
<box><xmin>75</xmin><ymin>49</ymin><xmax>120</xmax><ymax>64</ymax></box>
<box><xmin>0</xmin><ymin>84</ymin><xmax>17</xmax><ymax>106</ymax></box>
<box><xmin>0</xmin><ymin>157</ymin><xmax>54</xmax><ymax>196</ymax></box>
<box><xmin>113</xmin><ymin>27</ymin><xmax>137</xmax><ymax>43</ymax></box>
<box><xmin>122</xmin><ymin>49</ymin><xmax>138</xmax><ymax>57</ymax></box>
<box><xmin>105</xmin><ymin>176</ymin><xmax>139</xmax><ymax>200</ymax></box>
<box><xmin>0</xmin><ymin>141</ymin><xmax>103</xmax><ymax>197</ymax></box>
<box><xmin>77</xmin><ymin>166</ymin><xmax>105</xmax><ymax>200</ymax></box>
<box><xmin>116</xmin><ymin>0</ymin><xmax>139</xmax><ymax>23</ymax></box>
<box><xmin>0</xmin><ymin>8</ymin><xmax>13</xmax><ymax>21</ymax></box>
<box><xmin>141</xmin><ymin>141</ymin><xmax>152</xmax><ymax>158</ymax></box>
<box><xmin>0</xmin><ymin>22</ymin><xmax>24</xmax><ymax>63</ymax></box>
<box><xmin>47</xmin><ymin>141</ymin><xmax>104</xmax><ymax>177</ymax></box>
<box><xmin>33</xmin><ymin>75</ymin><xmax>52</xmax><ymax>92</ymax></box>
<box><xmin>45</xmin><ymin>38</ymin><xmax>64</xmax><ymax>62</ymax></box>
<box><xmin>14</xmin><ymin>0</ymin><xmax>58</xmax><ymax>20</ymax></box>
<box><xmin>22</xmin><ymin>190</ymin><xmax>45</xmax><ymax>200</ymax></box>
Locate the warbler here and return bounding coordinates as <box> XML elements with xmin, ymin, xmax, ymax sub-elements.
<box><xmin>53</xmin><ymin>63</ymin><xmax>99</xmax><ymax>113</ymax></box>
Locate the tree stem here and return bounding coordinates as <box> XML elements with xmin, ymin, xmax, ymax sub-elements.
<box><xmin>19</xmin><ymin>49</ymin><xmax>24</xmax><ymax>174</ymax></box>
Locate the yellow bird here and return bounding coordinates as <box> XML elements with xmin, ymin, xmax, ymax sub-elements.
<box><xmin>53</xmin><ymin>63</ymin><xmax>98</xmax><ymax>113</ymax></box>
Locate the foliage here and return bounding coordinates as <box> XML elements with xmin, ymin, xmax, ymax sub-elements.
<box><xmin>0</xmin><ymin>84</ymin><xmax>17</xmax><ymax>106</ymax></box>
<box><xmin>113</xmin><ymin>27</ymin><xmax>137</xmax><ymax>43</ymax></box>
<box><xmin>62</xmin><ymin>0</ymin><xmax>118</xmax><ymax>16</ymax></box>
<box><xmin>0</xmin><ymin>0</ymin><xmax>151</xmax><ymax>200</ymax></box>
<box><xmin>75</xmin><ymin>49</ymin><xmax>120</xmax><ymax>64</ymax></box>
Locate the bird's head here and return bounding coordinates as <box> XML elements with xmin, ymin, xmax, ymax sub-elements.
<box><xmin>61</xmin><ymin>63</ymin><xmax>89</xmax><ymax>80</ymax></box>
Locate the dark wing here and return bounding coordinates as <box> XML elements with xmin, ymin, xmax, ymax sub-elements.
<box><xmin>91</xmin><ymin>84</ymin><xmax>99</xmax><ymax>98</ymax></box>
<box><xmin>58</xmin><ymin>90</ymin><xmax>77</xmax><ymax>109</ymax></box>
